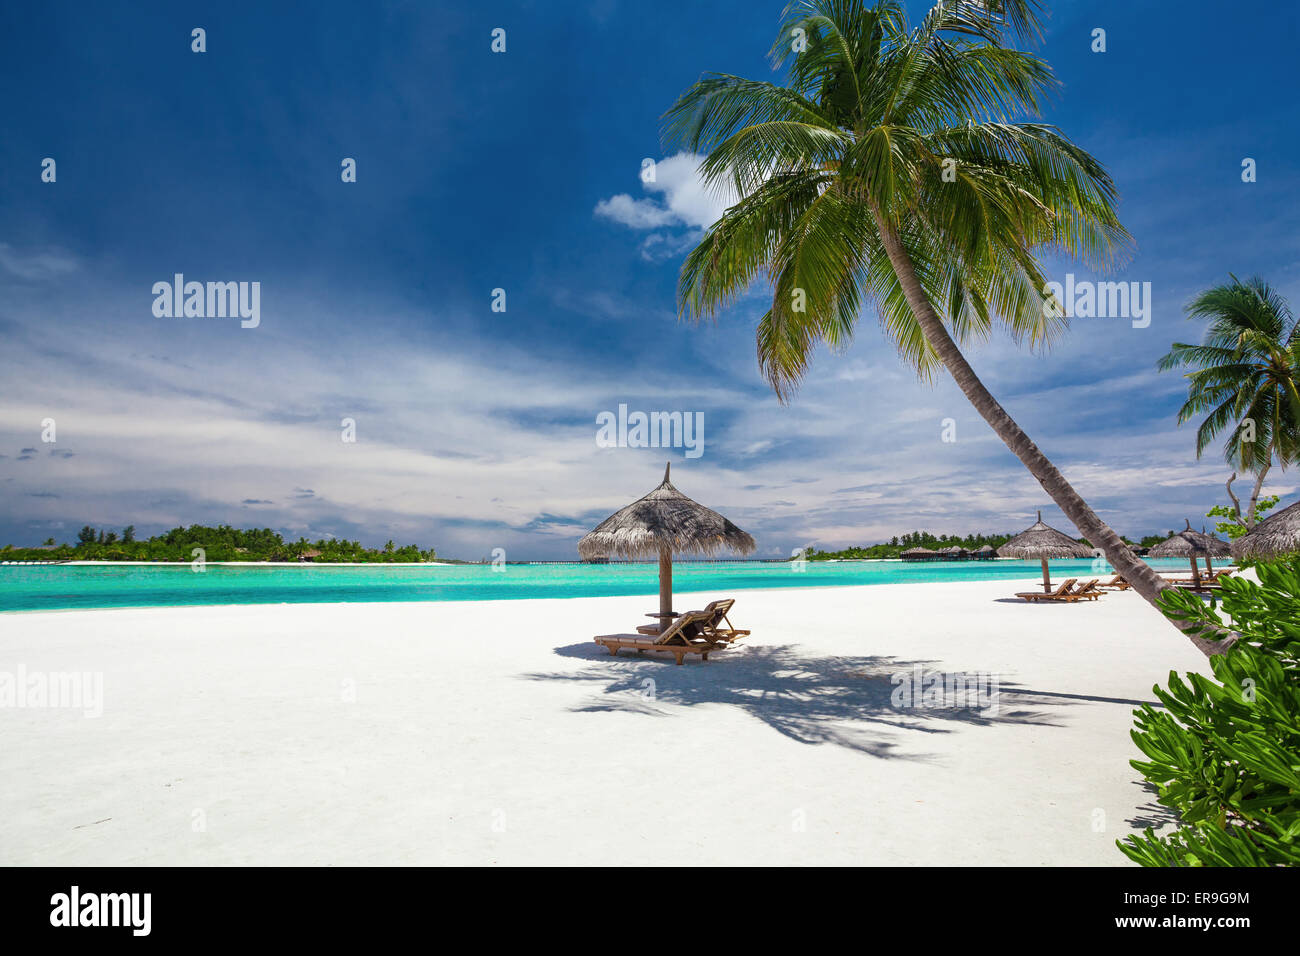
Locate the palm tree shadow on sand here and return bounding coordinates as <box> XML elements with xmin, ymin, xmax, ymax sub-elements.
<box><xmin>522</xmin><ymin>643</ymin><xmax>1153</xmax><ymax>760</ymax></box>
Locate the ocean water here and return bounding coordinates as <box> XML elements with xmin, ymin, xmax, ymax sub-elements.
<box><xmin>0</xmin><ymin>558</ymin><xmax>1201</xmax><ymax>612</ymax></box>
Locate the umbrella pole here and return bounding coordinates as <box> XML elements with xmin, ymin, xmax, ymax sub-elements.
<box><xmin>658</xmin><ymin>548</ymin><xmax>673</xmax><ymax>633</ymax></box>
<box><xmin>1190</xmin><ymin>556</ymin><xmax>1202</xmax><ymax>591</ymax></box>
<box><xmin>1041</xmin><ymin>558</ymin><xmax>1051</xmax><ymax>593</ymax></box>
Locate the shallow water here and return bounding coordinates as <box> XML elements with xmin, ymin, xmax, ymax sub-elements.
<box><xmin>0</xmin><ymin>558</ymin><xmax>1199</xmax><ymax>612</ymax></box>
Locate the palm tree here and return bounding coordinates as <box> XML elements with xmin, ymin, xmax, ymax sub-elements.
<box><xmin>1158</xmin><ymin>276</ymin><xmax>1300</xmax><ymax>531</ymax></box>
<box><xmin>662</xmin><ymin>0</ymin><xmax>1224</xmax><ymax>654</ymax></box>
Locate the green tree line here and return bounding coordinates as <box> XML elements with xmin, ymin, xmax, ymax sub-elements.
<box><xmin>798</xmin><ymin>528</ymin><xmax>1172</xmax><ymax>561</ymax></box>
<box><xmin>1</xmin><ymin>524</ymin><xmax>436</xmax><ymax>563</ymax></box>
<box><xmin>801</xmin><ymin>531</ymin><xmax>1016</xmax><ymax>560</ymax></box>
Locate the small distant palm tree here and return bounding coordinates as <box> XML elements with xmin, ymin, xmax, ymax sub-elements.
<box><xmin>662</xmin><ymin>0</ymin><xmax>1220</xmax><ymax>652</ymax></box>
<box><xmin>1158</xmin><ymin>276</ymin><xmax>1300</xmax><ymax>530</ymax></box>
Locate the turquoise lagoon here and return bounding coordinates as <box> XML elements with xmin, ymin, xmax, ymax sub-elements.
<box><xmin>0</xmin><ymin>558</ymin><xmax>1198</xmax><ymax>612</ymax></box>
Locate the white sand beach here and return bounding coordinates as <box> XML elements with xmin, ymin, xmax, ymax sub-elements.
<box><xmin>0</xmin><ymin>578</ymin><xmax>1211</xmax><ymax>866</ymax></box>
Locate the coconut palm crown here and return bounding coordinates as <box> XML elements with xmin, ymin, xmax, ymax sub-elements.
<box><xmin>664</xmin><ymin>0</ymin><xmax>1128</xmax><ymax>393</ymax></box>
<box><xmin>1157</xmin><ymin>276</ymin><xmax>1300</xmax><ymax>476</ymax></box>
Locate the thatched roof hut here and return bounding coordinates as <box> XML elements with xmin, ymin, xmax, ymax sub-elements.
<box><xmin>1231</xmin><ymin>499</ymin><xmax>1300</xmax><ymax>561</ymax></box>
<box><xmin>1149</xmin><ymin>520</ymin><xmax>1231</xmax><ymax>586</ymax></box>
<box><xmin>578</xmin><ymin>463</ymin><xmax>754</xmax><ymax>631</ymax></box>
<box><xmin>997</xmin><ymin>511</ymin><xmax>1092</xmax><ymax>592</ymax></box>
<box><xmin>900</xmin><ymin>546</ymin><xmax>941</xmax><ymax>562</ymax></box>
<box><xmin>971</xmin><ymin>544</ymin><xmax>996</xmax><ymax>560</ymax></box>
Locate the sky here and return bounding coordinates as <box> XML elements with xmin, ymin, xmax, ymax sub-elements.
<box><xmin>1</xmin><ymin>0</ymin><xmax>1298</xmax><ymax>559</ymax></box>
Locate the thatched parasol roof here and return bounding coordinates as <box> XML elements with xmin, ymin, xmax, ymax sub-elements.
<box><xmin>996</xmin><ymin>512</ymin><xmax>1092</xmax><ymax>559</ymax></box>
<box><xmin>1149</xmin><ymin>520</ymin><xmax>1231</xmax><ymax>558</ymax></box>
<box><xmin>1231</xmin><ymin>499</ymin><xmax>1300</xmax><ymax>560</ymax></box>
<box><xmin>1201</xmin><ymin>531</ymin><xmax>1231</xmax><ymax>556</ymax></box>
<box><xmin>577</xmin><ymin>463</ymin><xmax>755</xmax><ymax>560</ymax></box>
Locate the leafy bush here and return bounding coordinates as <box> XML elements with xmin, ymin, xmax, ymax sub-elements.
<box><xmin>1119</xmin><ymin>560</ymin><xmax>1300</xmax><ymax>866</ymax></box>
<box><xmin>1207</xmin><ymin>495</ymin><xmax>1279</xmax><ymax>540</ymax></box>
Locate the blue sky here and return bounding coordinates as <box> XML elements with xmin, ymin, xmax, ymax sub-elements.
<box><xmin>1</xmin><ymin>0</ymin><xmax>1298</xmax><ymax>559</ymax></box>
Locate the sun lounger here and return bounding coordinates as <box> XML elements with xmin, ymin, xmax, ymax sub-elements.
<box><xmin>595</xmin><ymin>610</ymin><xmax>727</xmax><ymax>665</ymax></box>
<box><xmin>1015</xmin><ymin>578</ymin><xmax>1078</xmax><ymax>602</ymax></box>
<box><xmin>635</xmin><ymin>616</ymin><xmax>673</xmax><ymax>636</ymax></box>
<box><xmin>1095</xmin><ymin>575</ymin><xmax>1131</xmax><ymax>591</ymax></box>
<box><xmin>633</xmin><ymin>598</ymin><xmax>751</xmax><ymax>642</ymax></box>
<box><xmin>1070</xmin><ymin>579</ymin><xmax>1103</xmax><ymax>601</ymax></box>
<box><xmin>1171</xmin><ymin>568</ymin><xmax>1236</xmax><ymax>590</ymax></box>
<box><xmin>691</xmin><ymin>598</ymin><xmax>750</xmax><ymax>643</ymax></box>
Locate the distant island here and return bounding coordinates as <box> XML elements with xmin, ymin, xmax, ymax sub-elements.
<box><xmin>3</xmin><ymin>524</ymin><xmax>1187</xmax><ymax>565</ymax></box>
<box><xmin>1</xmin><ymin>525</ymin><xmax>437</xmax><ymax>563</ymax></box>
<box><xmin>799</xmin><ymin>529</ymin><xmax>1169</xmax><ymax>561</ymax></box>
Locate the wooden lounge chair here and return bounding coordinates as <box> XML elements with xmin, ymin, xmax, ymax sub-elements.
<box><xmin>687</xmin><ymin>598</ymin><xmax>751</xmax><ymax>644</ymax></box>
<box><xmin>1172</xmin><ymin>568</ymin><xmax>1236</xmax><ymax>590</ymax></box>
<box><xmin>633</xmin><ymin>598</ymin><xmax>751</xmax><ymax>642</ymax></box>
<box><xmin>1095</xmin><ymin>575</ymin><xmax>1132</xmax><ymax>591</ymax></box>
<box><xmin>1025</xmin><ymin>579</ymin><xmax>1101</xmax><ymax>602</ymax></box>
<box><xmin>1070</xmin><ymin>579</ymin><xmax>1103</xmax><ymax>601</ymax></box>
<box><xmin>595</xmin><ymin>610</ymin><xmax>727</xmax><ymax>665</ymax></box>
<box><xmin>1015</xmin><ymin>578</ymin><xmax>1077</xmax><ymax>603</ymax></box>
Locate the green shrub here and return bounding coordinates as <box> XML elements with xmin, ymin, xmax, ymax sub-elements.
<box><xmin>1119</xmin><ymin>559</ymin><xmax>1300</xmax><ymax>866</ymax></box>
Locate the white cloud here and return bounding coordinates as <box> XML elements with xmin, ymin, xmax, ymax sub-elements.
<box><xmin>593</xmin><ymin>153</ymin><xmax>736</xmax><ymax>257</ymax></box>
<box><xmin>638</xmin><ymin>230</ymin><xmax>702</xmax><ymax>262</ymax></box>
<box><xmin>640</xmin><ymin>153</ymin><xmax>735</xmax><ymax>229</ymax></box>
<box><xmin>593</xmin><ymin>194</ymin><xmax>678</xmax><ymax>229</ymax></box>
<box><xmin>0</xmin><ymin>243</ymin><xmax>79</xmax><ymax>280</ymax></box>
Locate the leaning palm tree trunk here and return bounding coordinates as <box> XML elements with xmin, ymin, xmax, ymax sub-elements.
<box><xmin>871</xmin><ymin>210</ymin><xmax>1228</xmax><ymax>657</ymax></box>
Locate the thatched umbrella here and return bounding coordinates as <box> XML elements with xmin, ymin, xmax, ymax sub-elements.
<box><xmin>1231</xmin><ymin>498</ymin><xmax>1300</xmax><ymax>561</ymax></box>
<box><xmin>1148</xmin><ymin>520</ymin><xmax>1229</xmax><ymax>588</ymax></box>
<box><xmin>578</xmin><ymin>463</ymin><xmax>755</xmax><ymax>632</ymax></box>
<box><xmin>1198</xmin><ymin>525</ymin><xmax>1232</xmax><ymax>574</ymax></box>
<box><xmin>997</xmin><ymin>510</ymin><xmax>1092</xmax><ymax>592</ymax></box>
